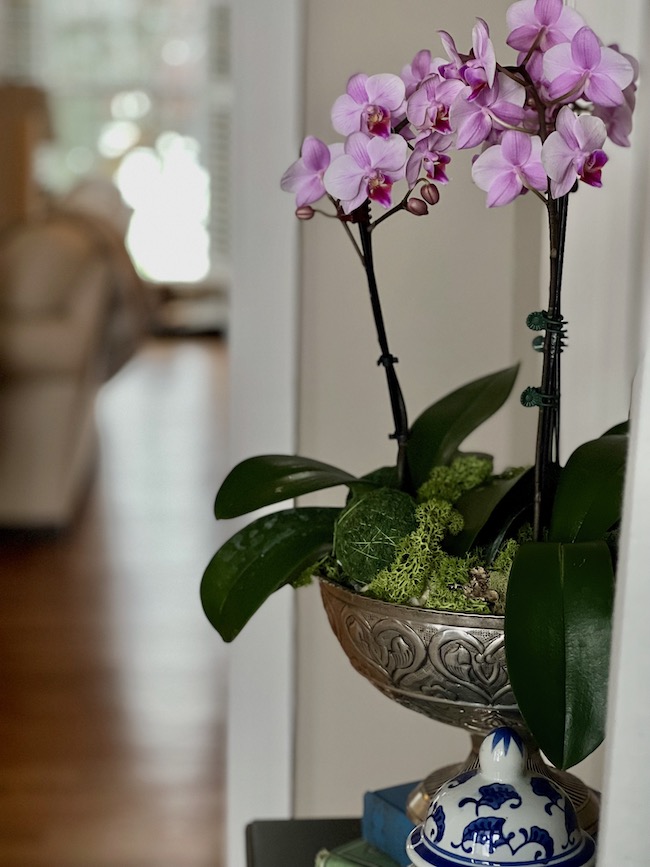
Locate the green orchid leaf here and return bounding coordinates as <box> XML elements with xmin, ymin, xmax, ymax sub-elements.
<box><xmin>359</xmin><ymin>465</ymin><xmax>401</xmax><ymax>489</ymax></box>
<box><xmin>201</xmin><ymin>507</ymin><xmax>340</xmax><ymax>641</ymax></box>
<box><xmin>549</xmin><ymin>435</ymin><xmax>628</xmax><ymax>543</ymax></box>
<box><xmin>505</xmin><ymin>540</ymin><xmax>614</xmax><ymax>769</ymax></box>
<box><xmin>407</xmin><ymin>364</ymin><xmax>519</xmax><ymax>488</ymax></box>
<box><xmin>345</xmin><ymin>465</ymin><xmax>401</xmax><ymax>505</ymax></box>
<box><xmin>215</xmin><ymin>455</ymin><xmax>366</xmax><ymax>519</ymax></box>
<box><xmin>602</xmin><ymin>419</ymin><xmax>629</xmax><ymax>436</ymax></box>
<box><xmin>445</xmin><ymin>467</ymin><xmax>533</xmax><ymax>558</ymax></box>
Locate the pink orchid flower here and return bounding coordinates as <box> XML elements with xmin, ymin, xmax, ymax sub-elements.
<box><xmin>594</xmin><ymin>82</ymin><xmax>636</xmax><ymax>148</ymax></box>
<box><xmin>324</xmin><ymin>132</ymin><xmax>408</xmax><ymax>213</ymax></box>
<box><xmin>280</xmin><ymin>136</ymin><xmax>344</xmax><ymax>207</ymax></box>
<box><xmin>506</xmin><ymin>0</ymin><xmax>585</xmax><ymax>82</ymax></box>
<box><xmin>331</xmin><ymin>73</ymin><xmax>406</xmax><ymax>139</ymax></box>
<box><xmin>436</xmin><ymin>29</ymin><xmax>465</xmax><ymax>81</ymax></box>
<box><xmin>593</xmin><ymin>48</ymin><xmax>639</xmax><ymax>147</ymax></box>
<box><xmin>472</xmin><ymin>131</ymin><xmax>547</xmax><ymax>206</ymax></box>
<box><xmin>401</xmin><ymin>50</ymin><xmax>437</xmax><ymax>98</ymax></box>
<box><xmin>437</xmin><ymin>20</ymin><xmax>496</xmax><ymax>100</ymax></box>
<box><xmin>541</xmin><ymin>105</ymin><xmax>608</xmax><ymax>198</ymax></box>
<box><xmin>407</xmin><ymin>75</ymin><xmax>464</xmax><ymax>136</ymax></box>
<box><xmin>544</xmin><ymin>27</ymin><xmax>635</xmax><ymax>107</ymax></box>
<box><xmin>461</xmin><ymin>19</ymin><xmax>497</xmax><ymax>100</ymax></box>
<box><xmin>451</xmin><ymin>73</ymin><xmax>527</xmax><ymax>150</ymax></box>
<box><xmin>406</xmin><ymin>132</ymin><xmax>452</xmax><ymax>188</ymax></box>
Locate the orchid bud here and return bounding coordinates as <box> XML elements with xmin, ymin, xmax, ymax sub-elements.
<box><xmin>421</xmin><ymin>184</ymin><xmax>440</xmax><ymax>206</ymax></box>
<box><xmin>295</xmin><ymin>206</ymin><xmax>315</xmax><ymax>220</ymax></box>
<box><xmin>406</xmin><ymin>198</ymin><xmax>428</xmax><ymax>216</ymax></box>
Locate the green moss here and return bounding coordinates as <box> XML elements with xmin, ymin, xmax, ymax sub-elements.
<box><xmin>492</xmin><ymin>537</ymin><xmax>519</xmax><ymax>574</ymax></box>
<box><xmin>292</xmin><ymin>553</ymin><xmax>344</xmax><ymax>589</ymax></box>
<box><xmin>424</xmin><ymin>556</ymin><xmax>490</xmax><ymax>613</ymax></box>
<box><xmin>291</xmin><ymin>568</ymin><xmax>314</xmax><ymax>589</ymax></box>
<box><xmin>417</xmin><ymin>454</ymin><xmax>493</xmax><ymax>504</ymax></box>
<box><xmin>364</xmin><ymin>501</ymin><xmax>442</xmax><ymax>603</ymax></box>
<box><xmin>477</xmin><ymin>538</ymin><xmax>518</xmax><ymax>614</ymax></box>
<box><xmin>417</xmin><ymin>498</ymin><xmax>464</xmax><ymax>541</ymax></box>
<box><xmin>517</xmin><ymin>523</ymin><xmax>534</xmax><ymax>544</ymax></box>
<box><xmin>363</xmin><ymin>495</ymin><xmax>523</xmax><ymax>614</ymax></box>
<box><xmin>366</xmin><ymin>498</ymin><xmax>473</xmax><ymax>606</ymax></box>
<box><xmin>294</xmin><ymin>458</ymin><xmax>525</xmax><ymax>615</ymax></box>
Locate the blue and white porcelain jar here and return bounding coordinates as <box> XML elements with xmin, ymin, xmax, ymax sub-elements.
<box><xmin>406</xmin><ymin>728</ymin><xmax>596</xmax><ymax>867</ymax></box>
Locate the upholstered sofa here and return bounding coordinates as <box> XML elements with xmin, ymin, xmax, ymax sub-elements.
<box><xmin>0</xmin><ymin>205</ymin><xmax>146</xmax><ymax>527</ymax></box>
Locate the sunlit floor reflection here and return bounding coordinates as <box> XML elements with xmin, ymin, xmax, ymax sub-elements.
<box><xmin>0</xmin><ymin>336</ymin><xmax>230</xmax><ymax>867</ymax></box>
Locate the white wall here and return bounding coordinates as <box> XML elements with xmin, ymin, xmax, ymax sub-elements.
<box><xmin>292</xmin><ymin>0</ymin><xmax>647</xmax><ymax>818</ymax></box>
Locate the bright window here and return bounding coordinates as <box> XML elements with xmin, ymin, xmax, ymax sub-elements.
<box><xmin>0</xmin><ymin>0</ymin><xmax>232</xmax><ymax>286</ymax></box>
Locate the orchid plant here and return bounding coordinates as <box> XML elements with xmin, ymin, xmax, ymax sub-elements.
<box><xmin>202</xmin><ymin>0</ymin><xmax>637</xmax><ymax>771</ymax></box>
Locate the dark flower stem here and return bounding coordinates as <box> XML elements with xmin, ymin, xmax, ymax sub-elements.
<box><xmin>534</xmin><ymin>192</ymin><xmax>569</xmax><ymax>540</ymax></box>
<box><xmin>355</xmin><ymin>205</ymin><xmax>411</xmax><ymax>491</ymax></box>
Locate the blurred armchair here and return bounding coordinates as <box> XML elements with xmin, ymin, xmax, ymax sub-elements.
<box><xmin>0</xmin><ymin>207</ymin><xmax>147</xmax><ymax>528</ymax></box>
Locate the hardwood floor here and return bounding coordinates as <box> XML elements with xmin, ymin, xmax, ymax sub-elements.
<box><xmin>0</xmin><ymin>337</ymin><xmax>230</xmax><ymax>867</ymax></box>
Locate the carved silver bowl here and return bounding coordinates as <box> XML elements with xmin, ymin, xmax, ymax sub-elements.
<box><xmin>320</xmin><ymin>579</ymin><xmax>521</xmax><ymax>734</ymax></box>
<box><xmin>319</xmin><ymin>580</ymin><xmax>599</xmax><ymax>835</ymax></box>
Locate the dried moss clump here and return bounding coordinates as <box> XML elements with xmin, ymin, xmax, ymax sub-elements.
<box><xmin>417</xmin><ymin>454</ymin><xmax>493</xmax><ymax>504</ymax></box>
<box><xmin>366</xmin><ymin>497</ymin><xmax>496</xmax><ymax>613</ymax></box>
<box><xmin>365</xmin><ymin>499</ymin><xmax>464</xmax><ymax>604</ymax></box>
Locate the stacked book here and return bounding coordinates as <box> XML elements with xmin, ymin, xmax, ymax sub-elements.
<box><xmin>315</xmin><ymin>838</ymin><xmax>401</xmax><ymax>866</ymax></box>
<box><xmin>314</xmin><ymin>781</ymin><xmax>417</xmax><ymax>866</ymax></box>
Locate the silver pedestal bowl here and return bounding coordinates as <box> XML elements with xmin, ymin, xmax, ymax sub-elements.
<box><xmin>319</xmin><ymin>579</ymin><xmax>599</xmax><ymax>835</ymax></box>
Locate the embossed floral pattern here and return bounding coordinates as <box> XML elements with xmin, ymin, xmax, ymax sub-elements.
<box><xmin>320</xmin><ymin>582</ymin><xmax>520</xmax><ymax>734</ymax></box>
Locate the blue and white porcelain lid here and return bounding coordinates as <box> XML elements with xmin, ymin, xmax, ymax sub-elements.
<box><xmin>406</xmin><ymin>728</ymin><xmax>596</xmax><ymax>867</ymax></box>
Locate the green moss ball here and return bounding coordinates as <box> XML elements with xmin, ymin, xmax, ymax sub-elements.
<box><xmin>334</xmin><ymin>487</ymin><xmax>417</xmax><ymax>585</ymax></box>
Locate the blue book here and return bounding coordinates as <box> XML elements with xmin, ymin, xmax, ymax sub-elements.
<box><xmin>361</xmin><ymin>782</ymin><xmax>417</xmax><ymax>867</ymax></box>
